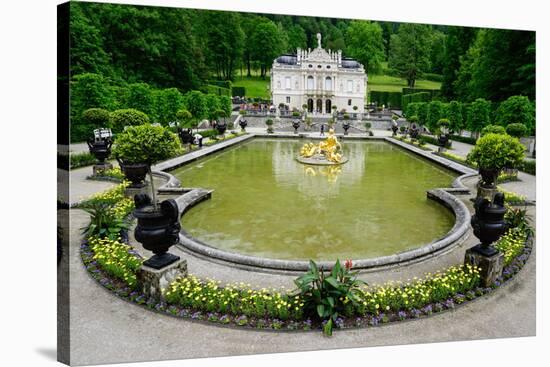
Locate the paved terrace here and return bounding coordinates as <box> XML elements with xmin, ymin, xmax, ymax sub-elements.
<box><xmin>65</xmin><ymin>130</ymin><xmax>536</xmax><ymax>366</ymax></box>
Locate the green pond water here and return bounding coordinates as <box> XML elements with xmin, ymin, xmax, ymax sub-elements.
<box><xmin>172</xmin><ymin>138</ymin><xmax>456</xmax><ymax>261</ymax></box>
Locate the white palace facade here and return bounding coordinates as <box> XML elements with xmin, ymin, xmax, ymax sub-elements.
<box><xmin>270</xmin><ymin>33</ymin><xmax>367</xmax><ymax>116</ymax></box>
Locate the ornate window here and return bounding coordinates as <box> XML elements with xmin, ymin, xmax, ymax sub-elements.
<box><xmin>325</xmin><ymin>76</ymin><xmax>332</xmax><ymax>91</ymax></box>
<box><xmin>307</xmin><ymin>76</ymin><xmax>314</xmax><ymax>89</ymax></box>
<box><xmin>347</xmin><ymin>80</ymin><xmax>353</xmax><ymax>92</ymax></box>
<box><xmin>285</xmin><ymin>77</ymin><xmax>291</xmax><ymax>89</ymax></box>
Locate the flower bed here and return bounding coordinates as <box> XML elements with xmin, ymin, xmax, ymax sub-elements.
<box><xmin>395</xmin><ymin>136</ymin><xmax>432</xmax><ymax>151</ymax></box>
<box><xmin>80</xmin><ymin>183</ymin><xmax>533</xmax><ymax>333</ymax></box>
<box><xmin>89</xmin><ymin>167</ymin><xmax>126</xmax><ymax>182</ymax></box>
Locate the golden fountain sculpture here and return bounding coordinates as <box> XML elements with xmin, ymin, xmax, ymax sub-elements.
<box><xmin>297</xmin><ymin>128</ymin><xmax>348</xmax><ymax>165</ymax></box>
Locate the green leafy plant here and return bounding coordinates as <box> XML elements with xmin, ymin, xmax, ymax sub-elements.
<box><xmin>82</xmin><ymin>108</ymin><xmax>112</xmax><ymax>129</ymax></box>
<box><xmin>81</xmin><ymin>201</ymin><xmax>129</xmax><ymax>240</ymax></box>
<box><xmin>110</xmin><ymin>108</ymin><xmax>149</xmax><ymax>133</ymax></box>
<box><xmin>467</xmin><ymin>133</ymin><xmax>525</xmax><ymax>171</ymax></box>
<box><xmin>293</xmin><ymin>260</ymin><xmax>366</xmax><ymax>336</ymax></box>
<box><xmin>505</xmin><ymin>123</ymin><xmax>528</xmax><ymax>138</ymax></box>
<box><xmin>481</xmin><ymin>124</ymin><xmax>506</xmax><ymax>136</ymax></box>
<box><xmin>113</xmin><ymin>124</ymin><xmax>182</xmax><ymax>208</ymax></box>
<box><xmin>70</xmin><ymin>152</ymin><xmax>97</xmax><ymax>169</ymax></box>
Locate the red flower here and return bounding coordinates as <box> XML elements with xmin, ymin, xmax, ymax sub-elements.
<box><xmin>344</xmin><ymin>259</ymin><xmax>353</xmax><ymax>270</ymax></box>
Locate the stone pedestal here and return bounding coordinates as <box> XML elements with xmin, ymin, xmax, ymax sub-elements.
<box><xmin>92</xmin><ymin>162</ymin><xmax>113</xmax><ymax>175</ymax></box>
<box><xmin>137</xmin><ymin>258</ymin><xmax>187</xmax><ymax>300</ymax></box>
<box><xmin>464</xmin><ymin>244</ymin><xmax>504</xmax><ymax>287</ymax></box>
<box><xmin>438</xmin><ymin>147</ymin><xmax>446</xmax><ymax>154</ymax></box>
<box><xmin>476</xmin><ymin>185</ymin><xmax>497</xmax><ymax>202</ymax></box>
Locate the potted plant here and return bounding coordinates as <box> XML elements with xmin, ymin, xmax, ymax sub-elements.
<box><xmin>352</xmin><ymin>105</ymin><xmax>358</xmax><ymax>119</ymax></box>
<box><xmin>467</xmin><ymin>133</ymin><xmax>525</xmax><ymax>189</ymax></box>
<box><xmin>470</xmin><ymin>192</ymin><xmax>508</xmax><ymax>256</ymax></box>
<box><xmin>238</xmin><ymin>116</ymin><xmax>248</xmax><ymax>132</ymax></box>
<box><xmin>437</xmin><ymin>118</ymin><xmax>451</xmax><ymax>149</ymax></box>
<box><xmin>265</xmin><ymin>118</ymin><xmax>274</xmax><ymax>134</ymax></box>
<box><xmin>113</xmin><ymin>124</ymin><xmax>181</xmax><ymax>196</ymax></box>
<box><xmin>215</xmin><ymin>110</ymin><xmax>227</xmax><ymax>136</ymax></box>
<box><xmin>292</xmin><ymin>120</ymin><xmax>301</xmax><ymax>134</ymax></box>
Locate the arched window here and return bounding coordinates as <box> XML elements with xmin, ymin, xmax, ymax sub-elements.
<box><xmin>307</xmin><ymin>76</ymin><xmax>314</xmax><ymax>90</ymax></box>
<box><xmin>325</xmin><ymin>76</ymin><xmax>332</xmax><ymax>91</ymax></box>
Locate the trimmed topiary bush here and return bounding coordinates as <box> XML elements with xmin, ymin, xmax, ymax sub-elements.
<box><xmin>505</xmin><ymin>123</ymin><xmax>528</xmax><ymax>138</ymax></box>
<box><xmin>110</xmin><ymin>109</ymin><xmax>149</xmax><ymax>133</ymax></box>
<box><xmin>481</xmin><ymin>124</ymin><xmax>507</xmax><ymax>137</ymax></box>
<box><xmin>112</xmin><ymin>124</ymin><xmax>181</xmax><ymax>165</ymax></box>
<box><xmin>467</xmin><ymin>133</ymin><xmax>525</xmax><ymax>171</ymax></box>
<box><xmin>82</xmin><ymin>108</ymin><xmax>111</xmax><ymax>129</ymax></box>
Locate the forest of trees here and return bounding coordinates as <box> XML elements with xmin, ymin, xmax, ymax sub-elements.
<box><xmin>71</xmin><ymin>1</ymin><xmax>535</xmax><ymax>101</ymax></box>
<box><xmin>69</xmin><ymin>2</ymin><xmax>535</xmax><ymax>141</ymax></box>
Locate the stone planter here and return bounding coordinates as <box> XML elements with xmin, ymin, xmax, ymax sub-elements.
<box><xmin>438</xmin><ymin>134</ymin><xmax>449</xmax><ymax>148</ymax></box>
<box><xmin>133</xmin><ymin>195</ymin><xmax>181</xmax><ymax>269</ymax></box>
<box><xmin>117</xmin><ymin>159</ymin><xmax>149</xmax><ymax>188</ymax></box>
<box><xmin>409</xmin><ymin>126</ymin><xmax>419</xmax><ymax>140</ymax></box>
<box><xmin>479</xmin><ymin>167</ymin><xmax>500</xmax><ymax>189</ymax></box>
<box><xmin>292</xmin><ymin>120</ymin><xmax>300</xmax><ymax>134</ymax></box>
<box><xmin>87</xmin><ymin>139</ymin><xmax>112</xmax><ymax>164</ymax></box>
<box><xmin>470</xmin><ymin>192</ymin><xmax>507</xmax><ymax>256</ymax></box>
<box><xmin>216</xmin><ymin>121</ymin><xmax>227</xmax><ymax>136</ymax></box>
<box><xmin>177</xmin><ymin>128</ymin><xmax>193</xmax><ymax>146</ymax></box>
<box><xmin>343</xmin><ymin>122</ymin><xmax>350</xmax><ymax>135</ymax></box>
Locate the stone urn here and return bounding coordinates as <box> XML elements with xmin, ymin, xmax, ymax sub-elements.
<box><xmin>343</xmin><ymin>121</ymin><xmax>351</xmax><ymax>135</ymax></box>
<box><xmin>409</xmin><ymin>124</ymin><xmax>419</xmax><ymax>140</ymax></box>
<box><xmin>292</xmin><ymin>120</ymin><xmax>301</xmax><ymax>134</ymax></box>
<box><xmin>479</xmin><ymin>167</ymin><xmax>500</xmax><ymax>189</ymax></box>
<box><xmin>216</xmin><ymin>120</ymin><xmax>227</xmax><ymax>136</ymax></box>
<box><xmin>177</xmin><ymin>127</ymin><xmax>193</xmax><ymax>146</ymax></box>
<box><xmin>470</xmin><ymin>192</ymin><xmax>507</xmax><ymax>256</ymax></box>
<box><xmin>391</xmin><ymin>124</ymin><xmax>398</xmax><ymax>136</ymax></box>
<box><xmin>133</xmin><ymin>195</ymin><xmax>181</xmax><ymax>269</ymax></box>
<box><xmin>87</xmin><ymin>138</ymin><xmax>112</xmax><ymax>164</ymax></box>
<box><xmin>438</xmin><ymin>134</ymin><xmax>449</xmax><ymax>148</ymax></box>
<box><xmin>117</xmin><ymin>158</ymin><xmax>149</xmax><ymax>188</ymax></box>
<box><xmin>239</xmin><ymin>118</ymin><xmax>247</xmax><ymax>132</ymax></box>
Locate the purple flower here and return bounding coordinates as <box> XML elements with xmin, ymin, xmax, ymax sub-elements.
<box><xmin>411</xmin><ymin>309</ymin><xmax>421</xmax><ymax>318</ymax></box>
<box><xmin>444</xmin><ymin>299</ymin><xmax>455</xmax><ymax>309</ymax></box>
<box><xmin>369</xmin><ymin>315</ymin><xmax>380</xmax><ymax>326</ymax></box>
<box><xmin>398</xmin><ymin>310</ymin><xmax>407</xmax><ymax>320</ymax></box>
<box><xmin>191</xmin><ymin>311</ymin><xmax>203</xmax><ymax>320</ymax></box>
<box><xmin>422</xmin><ymin>305</ymin><xmax>433</xmax><ymax>315</ymax></box>
<box><xmin>335</xmin><ymin>317</ymin><xmax>345</xmax><ymax>329</ymax></box>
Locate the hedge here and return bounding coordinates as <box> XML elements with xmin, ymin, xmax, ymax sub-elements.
<box><xmin>205</xmin><ymin>84</ymin><xmax>231</xmax><ymax>97</ymax></box>
<box><xmin>232</xmin><ymin>86</ymin><xmax>246</xmax><ymax>97</ymax></box>
<box><xmin>402</xmin><ymin>92</ymin><xmax>431</xmax><ymax>112</ymax></box>
<box><xmin>207</xmin><ymin>80</ymin><xmax>232</xmax><ymax>90</ymax></box>
<box><xmin>402</xmin><ymin>88</ymin><xmax>441</xmax><ymax>100</ymax></box>
<box><xmin>521</xmin><ymin>160</ymin><xmax>536</xmax><ymax>175</ymax></box>
<box><xmin>370</xmin><ymin>91</ymin><xmax>402</xmax><ymax>109</ymax></box>
<box><xmin>450</xmin><ymin>134</ymin><xmax>477</xmax><ymax>145</ymax></box>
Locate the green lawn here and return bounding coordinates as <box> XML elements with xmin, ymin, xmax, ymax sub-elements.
<box><xmin>232</xmin><ymin>76</ymin><xmax>271</xmax><ymax>99</ymax></box>
<box><xmin>230</xmin><ymin>73</ymin><xmax>442</xmax><ymax>100</ymax></box>
<box><xmin>367</xmin><ymin>74</ymin><xmax>442</xmax><ymax>93</ymax></box>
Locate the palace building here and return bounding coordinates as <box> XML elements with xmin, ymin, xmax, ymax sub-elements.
<box><xmin>270</xmin><ymin>33</ymin><xmax>367</xmax><ymax>116</ymax></box>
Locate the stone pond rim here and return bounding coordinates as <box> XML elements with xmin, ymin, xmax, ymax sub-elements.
<box><xmin>149</xmin><ymin>134</ymin><xmax>479</xmax><ymax>273</ymax></box>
